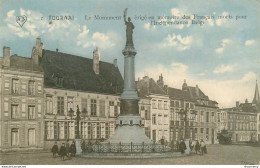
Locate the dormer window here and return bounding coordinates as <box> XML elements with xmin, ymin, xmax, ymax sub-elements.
<box><xmin>52</xmin><ymin>73</ymin><xmax>64</xmax><ymax>87</ymax></box>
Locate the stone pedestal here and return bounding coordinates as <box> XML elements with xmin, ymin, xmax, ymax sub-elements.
<box><xmin>184</xmin><ymin>139</ymin><xmax>190</xmax><ymax>154</ymax></box>
<box><xmin>75</xmin><ymin>139</ymin><xmax>82</xmax><ymax>156</ymax></box>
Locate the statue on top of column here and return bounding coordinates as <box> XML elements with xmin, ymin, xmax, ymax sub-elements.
<box><xmin>124</xmin><ymin>8</ymin><xmax>134</xmax><ymax>47</ymax></box>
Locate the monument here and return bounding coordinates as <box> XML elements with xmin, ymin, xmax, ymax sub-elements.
<box><xmin>80</xmin><ymin>9</ymin><xmax>188</xmax><ymax>158</ymax></box>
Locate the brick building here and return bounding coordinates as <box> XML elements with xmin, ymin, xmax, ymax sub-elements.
<box><xmin>0</xmin><ymin>39</ymin><xmax>44</xmax><ymax>151</ymax></box>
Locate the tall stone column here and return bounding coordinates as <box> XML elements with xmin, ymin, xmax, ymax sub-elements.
<box><xmin>104</xmin><ymin>9</ymin><xmax>153</xmax><ymax>144</ymax></box>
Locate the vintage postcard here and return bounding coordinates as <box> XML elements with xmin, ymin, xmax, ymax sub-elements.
<box><xmin>0</xmin><ymin>0</ymin><xmax>259</xmax><ymax>167</ymax></box>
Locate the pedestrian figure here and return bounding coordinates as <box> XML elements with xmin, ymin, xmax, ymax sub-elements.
<box><xmin>81</xmin><ymin>139</ymin><xmax>86</xmax><ymax>153</ymax></box>
<box><xmin>51</xmin><ymin>141</ymin><xmax>59</xmax><ymax>158</ymax></box>
<box><xmin>66</xmin><ymin>140</ymin><xmax>71</xmax><ymax>158</ymax></box>
<box><xmin>70</xmin><ymin>141</ymin><xmax>76</xmax><ymax>157</ymax></box>
<box><xmin>195</xmin><ymin>140</ymin><xmax>200</xmax><ymax>154</ymax></box>
<box><xmin>179</xmin><ymin>139</ymin><xmax>187</xmax><ymax>154</ymax></box>
<box><xmin>200</xmin><ymin>139</ymin><xmax>206</xmax><ymax>155</ymax></box>
<box><xmin>59</xmin><ymin>143</ymin><xmax>67</xmax><ymax>161</ymax></box>
<box><xmin>189</xmin><ymin>140</ymin><xmax>194</xmax><ymax>152</ymax></box>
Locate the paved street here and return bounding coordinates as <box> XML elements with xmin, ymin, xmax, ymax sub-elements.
<box><xmin>1</xmin><ymin>145</ymin><xmax>260</xmax><ymax>165</ymax></box>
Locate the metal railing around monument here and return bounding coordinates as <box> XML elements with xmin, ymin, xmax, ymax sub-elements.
<box><xmin>81</xmin><ymin>141</ymin><xmax>181</xmax><ymax>153</ymax></box>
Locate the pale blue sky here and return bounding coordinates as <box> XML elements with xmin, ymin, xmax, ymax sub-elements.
<box><xmin>0</xmin><ymin>0</ymin><xmax>259</xmax><ymax>107</ymax></box>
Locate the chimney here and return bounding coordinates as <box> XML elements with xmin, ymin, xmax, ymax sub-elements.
<box><xmin>157</xmin><ymin>73</ymin><xmax>164</xmax><ymax>88</ymax></box>
<box><xmin>236</xmin><ymin>101</ymin><xmax>240</xmax><ymax>108</ymax></box>
<box><xmin>113</xmin><ymin>59</ymin><xmax>117</xmax><ymax>67</ymax></box>
<box><xmin>93</xmin><ymin>47</ymin><xmax>100</xmax><ymax>75</ymax></box>
<box><xmin>32</xmin><ymin>37</ymin><xmax>43</xmax><ymax>65</ymax></box>
<box><xmin>3</xmin><ymin>46</ymin><xmax>10</xmax><ymax>67</ymax></box>
<box><xmin>182</xmin><ymin>79</ymin><xmax>188</xmax><ymax>91</ymax></box>
<box><xmin>195</xmin><ymin>84</ymin><xmax>200</xmax><ymax>96</ymax></box>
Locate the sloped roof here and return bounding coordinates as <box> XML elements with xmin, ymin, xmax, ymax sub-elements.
<box><xmin>10</xmin><ymin>55</ymin><xmax>43</xmax><ymax>72</ymax></box>
<box><xmin>168</xmin><ymin>87</ymin><xmax>193</xmax><ymax>101</ymax></box>
<box><xmin>40</xmin><ymin>49</ymin><xmax>123</xmax><ymax>94</ymax></box>
<box><xmin>186</xmin><ymin>86</ymin><xmax>209</xmax><ymax>100</ymax></box>
<box><xmin>137</xmin><ymin>77</ymin><xmax>167</xmax><ymax>97</ymax></box>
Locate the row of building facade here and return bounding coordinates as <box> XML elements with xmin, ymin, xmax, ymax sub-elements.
<box><xmin>0</xmin><ymin>38</ymin><xmax>259</xmax><ymax>151</ymax></box>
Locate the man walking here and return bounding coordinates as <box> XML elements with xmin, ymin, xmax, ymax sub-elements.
<box><xmin>200</xmin><ymin>139</ymin><xmax>206</xmax><ymax>155</ymax></box>
<box><xmin>51</xmin><ymin>141</ymin><xmax>59</xmax><ymax>158</ymax></box>
<box><xmin>59</xmin><ymin>143</ymin><xmax>67</xmax><ymax>161</ymax></box>
<box><xmin>179</xmin><ymin>139</ymin><xmax>187</xmax><ymax>154</ymax></box>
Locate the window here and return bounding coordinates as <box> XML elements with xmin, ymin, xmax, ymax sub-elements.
<box><xmin>11</xmin><ymin>128</ymin><xmax>19</xmax><ymax>146</ymax></box>
<box><xmin>206</xmin><ymin>112</ymin><xmax>209</xmax><ymax>123</ymax></box>
<box><xmin>57</xmin><ymin>97</ymin><xmax>64</xmax><ymax>115</ymax></box>
<box><xmin>170</xmin><ymin>109</ymin><xmax>174</xmax><ymax>121</ymax></box>
<box><xmin>200</xmin><ymin>111</ymin><xmax>204</xmax><ymax>122</ymax></box>
<box><xmin>69</xmin><ymin>122</ymin><xmax>74</xmax><ymax>139</ymax></box>
<box><xmin>58</xmin><ymin>122</ymin><xmax>65</xmax><ymax>139</ymax></box>
<box><xmin>81</xmin><ymin>98</ymin><xmax>88</xmax><ymax>116</ymax></box>
<box><xmin>96</xmin><ymin>123</ymin><xmax>101</xmax><ymax>139</ymax></box>
<box><xmin>109</xmin><ymin>101</ymin><xmax>114</xmax><ymax>106</ymax></box>
<box><xmin>152</xmin><ymin>114</ymin><xmax>156</xmax><ymax>125</ymax></box>
<box><xmin>99</xmin><ymin>100</ymin><xmax>105</xmax><ymax>117</ymax></box>
<box><xmin>175</xmin><ymin>101</ymin><xmax>180</xmax><ymax>108</ymax></box>
<box><xmin>28</xmin><ymin>81</ymin><xmax>35</xmax><ymax>95</ymax></box>
<box><xmin>46</xmin><ymin>121</ymin><xmax>54</xmax><ymax>140</ymax></box>
<box><xmin>81</xmin><ymin>122</ymin><xmax>88</xmax><ymax>139</ymax></box>
<box><xmin>152</xmin><ymin>100</ymin><xmax>157</xmax><ymax>109</ymax></box>
<box><xmin>181</xmin><ymin>101</ymin><xmax>184</xmax><ymax>108</ymax></box>
<box><xmin>200</xmin><ymin>128</ymin><xmax>204</xmax><ymax>134</ymax></box>
<box><xmin>91</xmin><ymin>99</ymin><xmax>97</xmax><ymax>116</ymax></box>
<box><xmin>158</xmin><ymin>100</ymin><xmax>162</xmax><ymax>109</ymax></box>
<box><xmin>164</xmin><ymin>101</ymin><xmax>168</xmax><ymax>110</ymax></box>
<box><xmin>67</xmin><ymin>97</ymin><xmax>74</xmax><ymax>113</ymax></box>
<box><xmin>105</xmin><ymin>123</ymin><xmax>109</xmax><ymax>139</ymax></box>
<box><xmin>185</xmin><ymin>103</ymin><xmax>189</xmax><ymax>109</ymax></box>
<box><xmin>11</xmin><ymin>105</ymin><xmax>19</xmax><ymax>119</ymax></box>
<box><xmin>28</xmin><ymin>106</ymin><xmax>35</xmax><ymax>119</ymax></box>
<box><xmin>12</xmin><ymin>79</ymin><xmax>19</xmax><ymax>94</ymax></box>
<box><xmin>114</xmin><ymin>105</ymin><xmax>118</xmax><ymax>117</ymax></box>
<box><xmin>46</xmin><ymin>96</ymin><xmax>53</xmax><ymax>114</ymax></box>
<box><xmin>212</xmin><ymin>112</ymin><xmax>215</xmax><ymax>122</ymax></box>
<box><xmin>158</xmin><ymin>114</ymin><xmax>162</xmax><ymax>125</ymax></box>
<box><xmin>190</xmin><ymin>103</ymin><xmax>194</xmax><ymax>109</ymax></box>
<box><xmin>170</xmin><ymin>101</ymin><xmax>175</xmax><ymax>107</ymax></box>
<box><xmin>88</xmin><ymin>123</ymin><xmax>92</xmax><ymax>139</ymax></box>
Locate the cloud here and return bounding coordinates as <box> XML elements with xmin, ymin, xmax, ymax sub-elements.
<box><xmin>169</xmin><ymin>8</ymin><xmax>191</xmax><ymax>29</ymax></box>
<box><xmin>216</xmin><ymin>39</ymin><xmax>231</xmax><ymax>53</ymax></box>
<box><xmin>245</xmin><ymin>40</ymin><xmax>255</xmax><ymax>46</ymax></box>
<box><xmin>144</xmin><ymin>23</ymin><xmax>156</xmax><ymax>30</ymax></box>
<box><xmin>3</xmin><ymin>8</ymin><xmax>117</xmax><ymax>50</ymax></box>
<box><xmin>216</xmin><ymin>12</ymin><xmax>229</xmax><ymax>26</ymax></box>
<box><xmin>7</xmin><ymin>10</ymin><xmax>15</xmax><ymax>18</ymax></box>
<box><xmin>213</xmin><ymin>63</ymin><xmax>237</xmax><ymax>74</ymax></box>
<box><xmin>159</xmin><ymin>34</ymin><xmax>192</xmax><ymax>50</ymax></box>
<box><xmin>77</xmin><ymin>25</ymin><xmax>115</xmax><ymax>49</ymax></box>
<box><xmin>137</xmin><ymin>62</ymin><xmax>256</xmax><ymax>108</ymax></box>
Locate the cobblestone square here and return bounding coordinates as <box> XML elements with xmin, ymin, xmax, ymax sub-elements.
<box><xmin>1</xmin><ymin>145</ymin><xmax>260</xmax><ymax>165</ymax></box>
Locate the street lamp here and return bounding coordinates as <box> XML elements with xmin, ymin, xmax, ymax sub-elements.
<box><xmin>68</xmin><ymin>108</ymin><xmax>74</xmax><ymax>140</ymax></box>
<box><xmin>178</xmin><ymin>107</ymin><xmax>197</xmax><ymax>140</ymax></box>
<box><xmin>82</xmin><ymin>108</ymin><xmax>88</xmax><ymax>120</ymax></box>
<box><xmin>76</xmin><ymin>105</ymin><xmax>81</xmax><ymax>139</ymax></box>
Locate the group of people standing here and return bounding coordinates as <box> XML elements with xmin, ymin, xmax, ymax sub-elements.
<box><xmin>51</xmin><ymin>140</ymin><xmax>77</xmax><ymax>160</ymax></box>
<box><xmin>189</xmin><ymin>139</ymin><xmax>207</xmax><ymax>155</ymax></box>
